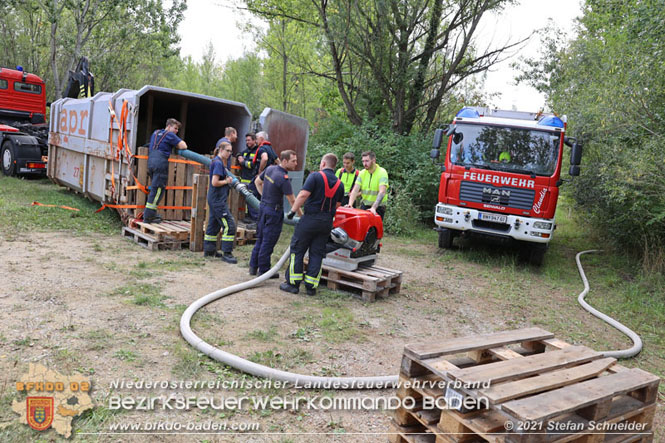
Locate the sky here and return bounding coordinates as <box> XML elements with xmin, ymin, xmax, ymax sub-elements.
<box><xmin>178</xmin><ymin>0</ymin><xmax>583</xmax><ymax>112</ymax></box>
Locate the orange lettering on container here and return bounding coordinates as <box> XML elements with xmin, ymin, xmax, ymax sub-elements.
<box><xmin>59</xmin><ymin>110</ymin><xmax>67</xmax><ymax>132</ymax></box>
<box><xmin>78</xmin><ymin>110</ymin><xmax>88</xmax><ymax>135</ymax></box>
<box><xmin>68</xmin><ymin>110</ymin><xmax>78</xmax><ymax>134</ymax></box>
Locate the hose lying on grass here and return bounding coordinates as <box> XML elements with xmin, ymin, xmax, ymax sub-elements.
<box><xmin>575</xmin><ymin>250</ymin><xmax>642</xmax><ymax>358</ymax></box>
<box><xmin>179</xmin><ymin>247</ymin><xmax>399</xmax><ymax>390</ymax></box>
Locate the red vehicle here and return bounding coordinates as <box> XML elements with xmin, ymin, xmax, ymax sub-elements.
<box><xmin>430</xmin><ymin>107</ymin><xmax>582</xmax><ymax>265</ymax></box>
<box><xmin>0</xmin><ymin>67</ymin><xmax>48</xmax><ymax>176</ymax></box>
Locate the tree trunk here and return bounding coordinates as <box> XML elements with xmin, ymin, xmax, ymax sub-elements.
<box><xmin>403</xmin><ymin>0</ymin><xmax>444</xmax><ymax>135</ymax></box>
<box><xmin>282</xmin><ymin>20</ymin><xmax>288</xmax><ymax>112</ymax></box>
<box><xmin>49</xmin><ymin>0</ymin><xmax>61</xmax><ymax>100</ymax></box>
<box><xmin>317</xmin><ymin>0</ymin><xmax>363</xmax><ymax>125</ymax></box>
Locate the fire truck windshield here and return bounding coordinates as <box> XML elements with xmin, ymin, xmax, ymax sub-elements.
<box><xmin>449</xmin><ymin>123</ymin><xmax>561</xmax><ymax>176</ymax></box>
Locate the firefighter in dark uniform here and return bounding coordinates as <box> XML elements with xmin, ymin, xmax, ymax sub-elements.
<box><xmin>143</xmin><ymin>118</ymin><xmax>188</xmax><ymax>224</ymax></box>
<box><xmin>203</xmin><ymin>141</ymin><xmax>238</xmax><ymax>263</ymax></box>
<box><xmin>249</xmin><ymin>150</ymin><xmax>301</xmax><ymax>277</ymax></box>
<box><xmin>237</xmin><ymin>133</ymin><xmax>258</xmax><ymax>185</ymax></box>
<box><xmin>237</xmin><ymin>133</ymin><xmax>259</xmax><ymax>222</ymax></box>
<box><xmin>280</xmin><ymin>153</ymin><xmax>345</xmax><ymax>296</ymax></box>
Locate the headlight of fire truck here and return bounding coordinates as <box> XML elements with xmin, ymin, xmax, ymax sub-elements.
<box><xmin>436</xmin><ymin>206</ymin><xmax>453</xmax><ymax>215</ymax></box>
<box><xmin>532</xmin><ymin>221</ymin><xmax>553</xmax><ymax>230</ymax></box>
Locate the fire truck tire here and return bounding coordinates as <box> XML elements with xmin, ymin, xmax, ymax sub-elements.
<box><xmin>438</xmin><ymin>228</ymin><xmax>454</xmax><ymax>249</ymax></box>
<box><xmin>1</xmin><ymin>140</ymin><xmax>17</xmax><ymax>177</ymax></box>
<box><xmin>526</xmin><ymin>243</ymin><xmax>548</xmax><ymax>266</ymax></box>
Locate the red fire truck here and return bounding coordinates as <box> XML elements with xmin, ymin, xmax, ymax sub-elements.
<box><xmin>430</xmin><ymin>107</ymin><xmax>582</xmax><ymax>265</ymax></box>
<box><xmin>0</xmin><ymin>66</ymin><xmax>48</xmax><ymax>176</ymax></box>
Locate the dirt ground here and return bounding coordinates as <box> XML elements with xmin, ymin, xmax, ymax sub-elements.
<box><xmin>0</xmin><ymin>230</ymin><xmax>662</xmax><ymax>442</ymax></box>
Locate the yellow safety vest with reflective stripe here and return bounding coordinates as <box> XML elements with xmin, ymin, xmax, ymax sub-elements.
<box><xmin>335</xmin><ymin>168</ymin><xmax>359</xmax><ymax>196</ymax></box>
<box><xmin>358</xmin><ymin>164</ymin><xmax>389</xmax><ymax>207</ymax></box>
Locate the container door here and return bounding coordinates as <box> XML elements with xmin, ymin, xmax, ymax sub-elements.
<box><xmin>258</xmin><ymin>108</ymin><xmax>309</xmax><ymax>202</ymax></box>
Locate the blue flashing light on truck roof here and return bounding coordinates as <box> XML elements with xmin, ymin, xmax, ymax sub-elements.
<box><xmin>456</xmin><ymin>107</ymin><xmax>481</xmax><ymax>118</ymax></box>
<box><xmin>537</xmin><ymin>115</ymin><xmax>565</xmax><ymax>128</ymax></box>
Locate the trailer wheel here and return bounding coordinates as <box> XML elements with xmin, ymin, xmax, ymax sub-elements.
<box><xmin>438</xmin><ymin>228</ymin><xmax>454</xmax><ymax>249</ymax></box>
<box><xmin>1</xmin><ymin>140</ymin><xmax>17</xmax><ymax>177</ymax></box>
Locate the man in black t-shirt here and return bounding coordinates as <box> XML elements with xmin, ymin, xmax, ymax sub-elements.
<box><xmin>280</xmin><ymin>153</ymin><xmax>345</xmax><ymax>296</ymax></box>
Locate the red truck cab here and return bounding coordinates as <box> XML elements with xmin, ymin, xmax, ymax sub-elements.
<box><xmin>0</xmin><ymin>67</ymin><xmax>48</xmax><ymax>176</ymax></box>
<box><xmin>430</xmin><ymin>107</ymin><xmax>582</xmax><ymax>265</ymax></box>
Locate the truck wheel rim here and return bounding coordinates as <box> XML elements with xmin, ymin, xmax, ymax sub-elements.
<box><xmin>2</xmin><ymin>149</ymin><xmax>10</xmax><ymax>168</ymax></box>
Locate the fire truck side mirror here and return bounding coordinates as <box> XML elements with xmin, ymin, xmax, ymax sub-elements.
<box><xmin>430</xmin><ymin>148</ymin><xmax>440</xmax><ymax>161</ymax></box>
<box><xmin>569</xmin><ymin>165</ymin><xmax>580</xmax><ymax>176</ymax></box>
<box><xmin>433</xmin><ymin>128</ymin><xmax>444</xmax><ymax>149</ymax></box>
<box><xmin>570</xmin><ymin>142</ymin><xmax>582</xmax><ymax>166</ymax></box>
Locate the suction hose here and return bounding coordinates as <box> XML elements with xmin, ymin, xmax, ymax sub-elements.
<box><xmin>177</xmin><ymin>148</ymin><xmax>397</xmax><ymax>388</ymax></box>
<box><xmin>576</xmin><ymin>250</ymin><xmax>642</xmax><ymax>358</ymax></box>
<box><xmin>177</xmin><ymin>149</ymin><xmax>298</xmax><ymax>226</ymax></box>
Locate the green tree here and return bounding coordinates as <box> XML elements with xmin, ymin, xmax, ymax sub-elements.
<box><xmin>516</xmin><ymin>0</ymin><xmax>665</xmax><ymax>268</ymax></box>
<box><xmin>246</xmin><ymin>0</ymin><xmax>521</xmax><ymax>134</ymax></box>
<box><xmin>0</xmin><ymin>0</ymin><xmax>186</xmax><ymax>100</ymax></box>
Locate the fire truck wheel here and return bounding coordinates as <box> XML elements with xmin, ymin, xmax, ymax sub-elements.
<box><xmin>438</xmin><ymin>229</ymin><xmax>454</xmax><ymax>249</ymax></box>
<box><xmin>1</xmin><ymin>140</ymin><xmax>17</xmax><ymax>177</ymax></box>
<box><xmin>526</xmin><ymin>243</ymin><xmax>548</xmax><ymax>266</ymax></box>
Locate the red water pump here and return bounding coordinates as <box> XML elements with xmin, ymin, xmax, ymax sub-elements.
<box><xmin>325</xmin><ymin>207</ymin><xmax>384</xmax><ymax>270</ymax></box>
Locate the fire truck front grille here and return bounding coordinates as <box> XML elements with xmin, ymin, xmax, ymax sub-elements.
<box><xmin>460</xmin><ymin>181</ymin><xmax>535</xmax><ymax>210</ymax></box>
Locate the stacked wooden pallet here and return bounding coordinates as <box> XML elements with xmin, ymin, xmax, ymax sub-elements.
<box><xmin>320</xmin><ymin>264</ymin><xmax>402</xmax><ymax>301</ymax></box>
<box><xmin>391</xmin><ymin>327</ymin><xmax>659</xmax><ymax>443</ymax></box>
<box><xmin>123</xmin><ymin>220</ymin><xmax>191</xmax><ymax>251</ymax></box>
<box><xmin>235</xmin><ymin>223</ymin><xmax>258</xmax><ymax>246</ymax></box>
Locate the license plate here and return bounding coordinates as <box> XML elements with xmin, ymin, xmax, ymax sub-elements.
<box><xmin>444</xmin><ymin>386</ymin><xmax>464</xmax><ymax>410</ymax></box>
<box><xmin>478</xmin><ymin>212</ymin><xmax>507</xmax><ymax>223</ymax></box>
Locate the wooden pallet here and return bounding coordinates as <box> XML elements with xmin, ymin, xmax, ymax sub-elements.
<box><xmin>235</xmin><ymin>223</ymin><xmax>257</xmax><ymax>246</ymax></box>
<box><xmin>135</xmin><ymin>220</ymin><xmax>191</xmax><ymax>241</ymax></box>
<box><xmin>392</xmin><ymin>328</ymin><xmax>659</xmax><ymax>443</ymax></box>
<box><xmin>189</xmin><ymin>173</ymin><xmax>209</xmax><ymax>252</ymax></box>
<box><xmin>320</xmin><ymin>264</ymin><xmax>403</xmax><ymax>302</ymax></box>
<box><xmin>122</xmin><ymin>226</ymin><xmax>189</xmax><ymax>251</ymax></box>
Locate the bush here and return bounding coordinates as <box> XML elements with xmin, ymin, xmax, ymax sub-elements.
<box><xmin>308</xmin><ymin>120</ymin><xmax>440</xmax><ymax>234</ymax></box>
<box><xmin>571</xmin><ymin>136</ymin><xmax>665</xmax><ymax>267</ymax></box>
<box><xmin>520</xmin><ymin>0</ymin><xmax>665</xmax><ymax>270</ymax></box>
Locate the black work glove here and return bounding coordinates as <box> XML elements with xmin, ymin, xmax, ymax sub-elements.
<box><xmin>287</xmin><ymin>211</ymin><xmax>296</xmax><ymax>219</ymax></box>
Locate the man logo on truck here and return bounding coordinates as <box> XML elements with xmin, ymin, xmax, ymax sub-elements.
<box><xmin>482</xmin><ymin>187</ymin><xmax>510</xmax><ymax>205</ymax></box>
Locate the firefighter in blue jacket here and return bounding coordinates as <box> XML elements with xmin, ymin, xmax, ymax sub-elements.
<box><xmin>203</xmin><ymin>141</ymin><xmax>238</xmax><ymax>263</ymax></box>
<box><xmin>143</xmin><ymin>118</ymin><xmax>188</xmax><ymax>224</ymax></box>
<box><xmin>280</xmin><ymin>153</ymin><xmax>345</xmax><ymax>296</ymax></box>
<box><xmin>250</xmin><ymin>150</ymin><xmax>301</xmax><ymax>277</ymax></box>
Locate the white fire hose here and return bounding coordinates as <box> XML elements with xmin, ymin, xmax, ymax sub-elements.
<box><xmin>179</xmin><ymin>246</ymin><xmax>399</xmax><ymax>389</ymax></box>
<box><xmin>575</xmin><ymin>250</ymin><xmax>642</xmax><ymax>358</ymax></box>
<box><xmin>179</xmin><ymin>248</ymin><xmax>641</xmax><ymax>390</ymax></box>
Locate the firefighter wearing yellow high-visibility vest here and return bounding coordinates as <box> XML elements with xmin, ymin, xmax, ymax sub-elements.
<box><xmin>335</xmin><ymin>152</ymin><xmax>360</xmax><ymax>207</ymax></box>
<box><xmin>345</xmin><ymin>151</ymin><xmax>389</xmax><ymax>220</ymax></box>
